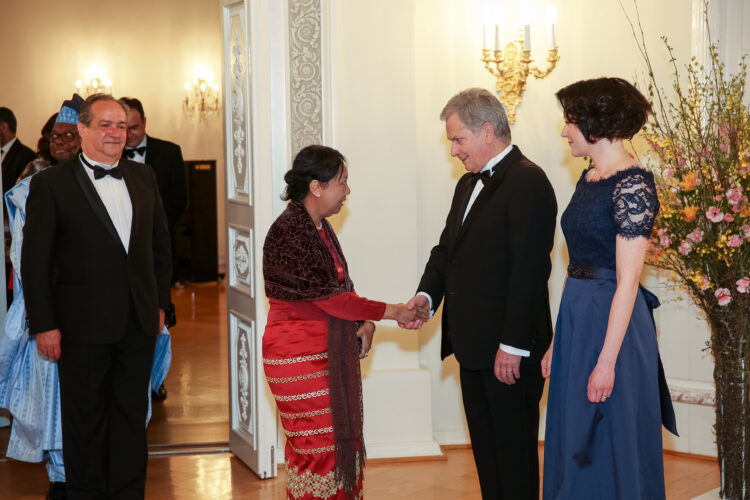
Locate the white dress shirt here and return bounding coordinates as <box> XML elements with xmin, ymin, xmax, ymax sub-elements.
<box><xmin>81</xmin><ymin>152</ymin><xmax>133</xmax><ymax>252</ymax></box>
<box><xmin>420</xmin><ymin>144</ymin><xmax>530</xmax><ymax>357</ymax></box>
<box><xmin>127</xmin><ymin>137</ymin><xmax>147</xmax><ymax>164</ymax></box>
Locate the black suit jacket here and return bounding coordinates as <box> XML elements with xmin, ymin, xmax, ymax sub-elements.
<box><xmin>21</xmin><ymin>156</ymin><xmax>172</xmax><ymax>343</ymax></box>
<box><xmin>145</xmin><ymin>136</ymin><xmax>186</xmax><ymax>224</ymax></box>
<box><xmin>418</xmin><ymin>146</ymin><xmax>557</xmax><ymax>370</ymax></box>
<box><xmin>2</xmin><ymin>139</ymin><xmax>35</xmax><ymax>193</ymax></box>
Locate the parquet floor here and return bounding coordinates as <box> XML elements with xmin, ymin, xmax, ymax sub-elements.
<box><xmin>0</xmin><ymin>281</ymin><xmax>722</xmax><ymax>499</ymax></box>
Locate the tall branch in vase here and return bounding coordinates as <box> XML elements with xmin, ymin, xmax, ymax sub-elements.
<box><xmin>621</xmin><ymin>1</ymin><xmax>750</xmax><ymax>498</ymax></box>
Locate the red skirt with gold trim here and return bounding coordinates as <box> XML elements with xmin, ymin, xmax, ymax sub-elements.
<box><xmin>263</xmin><ymin>317</ymin><xmax>363</xmax><ymax>500</ymax></box>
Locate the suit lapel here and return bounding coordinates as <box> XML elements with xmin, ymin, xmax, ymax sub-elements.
<box><xmin>72</xmin><ymin>159</ymin><xmax>123</xmax><ymax>247</ymax></box>
<box><xmin>453</xmin><ymin>146</ymin><xmax>521</xmax><ymax>247</ymax></box>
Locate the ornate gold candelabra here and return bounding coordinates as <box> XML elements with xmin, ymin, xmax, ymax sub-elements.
<box><xmin>75</xmin><ymin>64</ymin><xmax>113</xmax><ymax>97</ymax></box>
<box><xmin>183</xmin><ymin>65</ymin><xmax>220</xmax><ymax>121</ymax></box>
<box><xmin>482</xmin><ymin>30</ymin><xmax>559</xmax><ymax>124</ymax></box>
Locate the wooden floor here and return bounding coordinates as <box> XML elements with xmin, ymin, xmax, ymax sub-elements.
<box><xmin>0</xmin><ymin>281</ymin><xmax>722</xmax><ymax>498</ymax></box>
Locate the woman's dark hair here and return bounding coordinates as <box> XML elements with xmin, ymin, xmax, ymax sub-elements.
<box><xmin>556</xmin><ymin>77</ymin><xmax>651</xmax><ymax>144</ymax></box>
<box><xmin>36</xmin><ymin>113</ymin><xmax>58</xmax><ymax>163</ymax></box>
<box><xmin>282</xmin><ymin>145</ymin><xmax>347</xmax><ymax>202</ymax></box>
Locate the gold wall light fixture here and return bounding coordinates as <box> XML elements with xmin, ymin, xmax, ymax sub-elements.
<box><xmin>481</xmin><ymin>6</ymin><xmax>559</xmax><ymax>124</ymax></box>
<box><xmin>75</xmin><ymin>63</ymin><xmax>112</xmax><ymax>97</ymax></box>
<box><xmin>183</xmin><ymin>65</ymin><xmax>220</xmax><ymax>121</ymax></box>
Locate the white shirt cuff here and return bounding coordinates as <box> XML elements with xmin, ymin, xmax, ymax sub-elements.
<box><xmin>499</xmin><ymin>343</ymin><xmax>530</xmax><ymax>357</ymax></box>
<box><xmin>416</xmin><ymin>292</ymin><xmax>434</xmax><ymax>318</ymax></box>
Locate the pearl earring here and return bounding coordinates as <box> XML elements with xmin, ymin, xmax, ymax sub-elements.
<box><xmin>315</xmin><ymin>193</ymin><xmax>320</xmax><ymax>198</ymax></box>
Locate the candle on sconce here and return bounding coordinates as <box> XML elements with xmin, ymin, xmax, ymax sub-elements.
<box><xmin>548</xmin><ymin>23</ymin><xmax>556</xmax><ymax>49</ymax></box>
<box><xmin>494</xmin><ymin>24</ymin><xmax>501</xmax><ymax>51</ymax></box>
<box><xmin>547</xmin><ymin>6</ymin><xmax>558</xmax><ymax>49</ymax></box>
<box><xmin>524</xmin><ymin>24</ymin><xmax>531</xmax><ymax>51</ymax></box>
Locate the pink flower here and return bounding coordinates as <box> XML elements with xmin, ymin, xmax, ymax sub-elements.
<box><xmin>726</xmin><ymin>186</ymin><xmax>744</xmax><ymax>205</ymax></box>
<box><xmin>660</xmin><ymin>235</ymin><xmax>672</xmax><ymax>248</ymax></box>
<box><xmin>715</xmin><ymin>288</ymin><xmax>732</xmax><ymax>306</ymax></box>
<box><xmin>700</xmin><ymin>276</ymin><xmax>711</xmax><ymax>290</ymax></box>
<box><xmin>676</xmin><ymin>157</ymin><xmax>686</xmax><ymax>167</ymax></box>
<box><xmin>687</xmin><ymin>228</ymin><xmax>704</xmax><ymax>243</ymax></box>
<box><xmin>663</xmin><ymin>166</ymin><xmax>675</xmax><ymax>179</ymax></box>
<box><xmin>724</xmin><ymin>213</ymin><xmax>734</xmax><ymax>223</ymax></box>
<box><xmin>728</xmin><ymin>235</ymin><xmax>743</xmax><ymax>247</ymax></box>
<box><xmin>715</xmin><ymin>195</ymin><xmax>723</xmax><ymax>201</ymax></box>
<box><xmin>743</xmin><ymin>225</ymin><xmax>750</xmax><ymax>238</ymax></box>
<box><xmin>737</xmin><ymin>277</ymin><xmax>750</xmax><ymax>294</ymax></box>
<box><xmin>706</xmin><ymin>206</ymin><xmax>724</xmax><ymax>223</ymax></box>
<box><xmin>720</xmin><ymin>141</ymin><xmax>729</xmax><ymax>152</ymax></box>
<box><xmin>732</xmin><ymin>204</ymin><xmax>741</xmax><ymax>214</ymax></box>
<box><xmin>678</xmin><ymin>240</ymin><xmax>692</xmax><ymax>255</ymax></box>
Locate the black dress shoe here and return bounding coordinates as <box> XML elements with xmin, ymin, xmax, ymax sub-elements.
<box><xmin>46</xmin><ymin>481</ymin><xmax>67</xmax><ymax>500</ymax></box>
<box><xmin>152</xmin><ymin>383</ymin><xmax>168</xmax><ymax>401</ymax></box>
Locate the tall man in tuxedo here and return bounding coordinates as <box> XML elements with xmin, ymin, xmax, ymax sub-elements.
<box><xmin>0</xmin><ymin>107</ymin><xmax>36</xmax><ymax>194</ymax></box>
<box><xmin>22</xmin><ymin>94</ymin><xmax>171</xmax><ymax>498</ymax></box>
<box><xmin>407</xmin><ymin>88</ymin><xmax>557</xmax><ymax>499</ymax></box>
<box><xmin>119</xmin><ymin>97</ymin><xmax>186</xmax><ymax>287</ymax></box>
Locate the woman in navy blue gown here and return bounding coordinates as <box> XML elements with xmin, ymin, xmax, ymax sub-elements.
<box><xmin>542</xmin><ymin>77</ymin><xmax>678</xmax><ymax>499</ymax></box>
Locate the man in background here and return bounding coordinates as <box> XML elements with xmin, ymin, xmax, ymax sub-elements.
<box><xmin>0</xmin><ymin>107</ymin><xmax>36</xmax><ymax>193</ymax></box>
<box><xmin>119</xmin><ymin>97</ymin><xmax>187</xmax><ymax>288</ymax></box>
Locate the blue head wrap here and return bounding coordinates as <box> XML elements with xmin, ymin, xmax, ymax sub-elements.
<box><xmin>55</xmin><ymin>93</ymin><xmax>84</xmax><ymax>125</ymax></box>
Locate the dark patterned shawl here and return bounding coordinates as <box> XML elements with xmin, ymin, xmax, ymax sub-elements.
<box><xmin>263</xmin><ymin>200</ymin><xmax>365</xmax><ymax>494</ymax></box>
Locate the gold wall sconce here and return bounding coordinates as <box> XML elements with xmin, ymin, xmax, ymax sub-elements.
<box><xmin>481</xmin><ymin>7</ymin><xmax>559</xmax><ymax>124</ymax></box>
<box><xmin>75</xmin><ymin>64</ymin><xmax>113</xmax><ymax>97</ymax></box>
<box><xmin>183</xmin><ymin>65</ymin><xmax>220</xmax><ymax>121</ymax></box>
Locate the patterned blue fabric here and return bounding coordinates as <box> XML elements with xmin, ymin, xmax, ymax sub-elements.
<box><xmin>0</xmin><ymin>177</ymin><xmax>172</xmax><ymax>482</ymax></box>
<box><xmin>559</xmin><ymin>166</ymin><xmax>658</xmax><ymax>269</ymax></box>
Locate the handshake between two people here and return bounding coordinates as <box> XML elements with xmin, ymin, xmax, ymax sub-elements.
<box><xmin>382</xmin><ymin>294</ymin><xmax>431</xmax><ymax>330</ymax></box>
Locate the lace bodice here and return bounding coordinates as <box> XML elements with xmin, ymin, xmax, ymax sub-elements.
<box><xmin>561</xmin><ymin>166</ymin><xmax>659</xmax><ymax>270</ymax></box>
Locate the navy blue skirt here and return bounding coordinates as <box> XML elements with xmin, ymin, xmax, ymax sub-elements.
<box><xmin>543</xmin><ymin>269</ymin><xmax>676</xmax><ymax>500</ymax></box>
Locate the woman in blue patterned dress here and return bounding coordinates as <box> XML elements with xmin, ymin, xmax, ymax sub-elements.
<box><xmin>541</xmin><ymin>77</ymin><xmax>678</xmax><ymax>499</ymax></box>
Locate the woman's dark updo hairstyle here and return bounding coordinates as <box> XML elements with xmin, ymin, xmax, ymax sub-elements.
<box><xmin>556</xmin><ymin>77</ymin><xmax>651</xmax><ymax>144</ymax></box>
<box><xmin>282</xmin><ymin>144</ymin><xmax>347</xmax><ymax>202</ymax></box>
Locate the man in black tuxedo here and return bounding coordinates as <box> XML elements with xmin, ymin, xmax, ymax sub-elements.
<box><xmin>119</xmin><ymin>97</ymin><xmax>186</xmax><ymax>287</ymax></box>
<box><xmin>22</xmin><ymin>94</ymin><xmax>171</xmax><ymax>498</ymax></box>
<box><xmin>0</xmin><ymin>107</ymin><xmax>36</xmax><ymax>193</ymax></box>
<box><xmin>406</xmin><ymin>88</ymin><xmax>557</xmax><ymax>499</ymax></box>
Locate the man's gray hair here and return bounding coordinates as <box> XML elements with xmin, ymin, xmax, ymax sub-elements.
<box><xmin>440</xmin><ymin>88</ymin><xmax>511</xmax><ymax>142</ymax></box>
<box><xmin>78</xmin><ymin>94</ymin><xmax>129</xmax><ymax>126</ymax></box>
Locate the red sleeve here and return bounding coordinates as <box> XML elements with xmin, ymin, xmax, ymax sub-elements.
<box><xmin>313</xmin><ymin>292</ymin><xmax>386</xmax><ymax>321</ymax></box>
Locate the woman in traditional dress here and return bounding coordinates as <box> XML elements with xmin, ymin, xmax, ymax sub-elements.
<box><xmin>262</xmin><ymin>145</ymin><xmax>424</xmax><ymax>499</ymax></box>
<box><xmin>541</xmin><ymin>77</ymin><xmax>678</xmax><ymax>499</ymax></box>
<box><xmin>0</xmin><ymin>95</ymin><xmax>172</xmax><ymax>500</ymax></box>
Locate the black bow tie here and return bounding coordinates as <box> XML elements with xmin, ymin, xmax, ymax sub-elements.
<box><xmin>470</xmin><ymin>168</ymin><xmax>494</xmax><ymax>185</ymax></box>
<box><xmin>125</xmin><ymin>146</ymin><xmax>146</xmax><ymax>159</ymax></box>
<box><xmin>80</xmin><ymin>154</ymin><xmax>123</xmax><ymax>180</ymax></box>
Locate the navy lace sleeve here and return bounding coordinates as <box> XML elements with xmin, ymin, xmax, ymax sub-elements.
<box><xmin>612</xmin><ymin>172</ymin><xmax>659</xmax><ymax>239</ymax></box>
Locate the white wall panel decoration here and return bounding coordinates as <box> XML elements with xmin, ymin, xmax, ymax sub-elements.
<box><xmin>230</xmin><ymin>311</ymin><xmax>256</xmax><ymax>446</ymax></box>
<box><xmin>229</xmin><ymin>225</ymin><xmax>254</xmax><ymax>297</ymax></box>
<box><xmin>289</xmin><ymin>0</ymin><xmax>323</xmax><ymax>154</ymax></box>
<box><xmin>227</xmin><ymin>6</ymin><xmax>252</xmax><ymax>204</ymax></box>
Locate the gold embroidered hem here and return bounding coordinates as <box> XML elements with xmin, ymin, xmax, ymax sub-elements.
<box><xmin>286</xmin><ymin>452</ymin><xmax>363</xmax><ymax>500</ymax></box>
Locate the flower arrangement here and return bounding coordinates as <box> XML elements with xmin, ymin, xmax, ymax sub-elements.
<box><xmin>624</xmin><ymin>2</ymin><xmax>749</xmax><ymax>498</ymax></box>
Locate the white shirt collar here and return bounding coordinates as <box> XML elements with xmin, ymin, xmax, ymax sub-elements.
<box><xmin>480</xmin><ymin>143</ymin><xmax>513</xmax><ymax>173</ymax></box>
<box><xmin>1</xmin><ymin>137</ymin><xmax>18</xmax><ymax>155</ymax></box>
<box><xmin>81</xmin><ymin>151</ymin><xmax>120</xmax><ymax>169</ymax></box>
